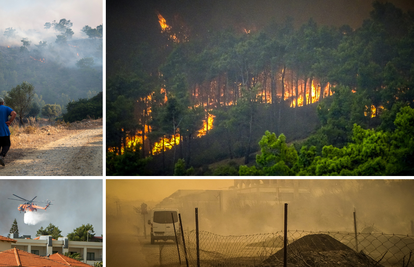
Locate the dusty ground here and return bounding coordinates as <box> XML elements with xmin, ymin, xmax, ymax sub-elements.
<box><xmin>107</xmin><ymin>214</ymin><xmax>161</xmax><ymax>267</ymax></box>
<box><xmin>0</xmin><ymin>118</ymin><xmax>103</xmax><ymax>176</ymax></box>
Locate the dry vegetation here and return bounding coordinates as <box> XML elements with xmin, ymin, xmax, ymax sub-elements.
<box><xmin>6</xmin><ymin>117</ymin><xmax>102</xmax><ymax>164</ymax></box>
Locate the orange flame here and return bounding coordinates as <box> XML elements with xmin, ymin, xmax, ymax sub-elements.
<box><xmin>156</xmin><ymin>11</ymin><xmax>180</xmax><ymax>43</ymax></box>
<box><xmin>197</xmin><ymin>113</ymin><xmax>215</xmax><ymax>137</ymax></box>
<box><xmin>364</xmin><ymin>105</ymin><xmax>383</xmax><ymax>118</ymax></box>
<box><xmin>30</xmin><ymin>56</ymin><xmax>46</xmax><ymax>63</ymax></box>
<box><xmin>152</xmin><ymin>134</ymin><xmax>180</xmax><ymax>154</ymax></box>
<box><xmin>156</xmin><ymin>12</ymin><xmax>171</xmax><ymax>32</ymax></box>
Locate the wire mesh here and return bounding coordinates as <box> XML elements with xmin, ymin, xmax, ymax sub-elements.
<box><xmin>159</xmin><ymin>230</ymin><xmax>414</xmax><ymax>267</ymax></box>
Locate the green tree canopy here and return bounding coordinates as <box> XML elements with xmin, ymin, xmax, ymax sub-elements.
<box><xmin>41</xmin><ymin>104</ymin><xmax>61</xmax><ymax>121</ymax></box>
<box><xmin>239</xmin><ymin>131</ymin><xmax>298</xmax><ymax>176</ymax></box>
<box><xmin>9</xmin><ymin>219</ymin><xmax>19</xmax><ymax>236</ymax></box>
<box><xmin>76</xmin><ymin>58</ymin><xmax>94</xmax><ymax>69</ymax></box>
<box><xmin>67</xmin><ymin>224</ymin><xmax>95</xmax><ymax>241</ymax></box>
<box><xmin>63</xmin><ymin>92</ymin><xmax>102</xmax><ymax>123</ymax></box>
<box><xmin>4</xmin><ymin>81</ymin><xmax>35</xmax><ymax>126</ymax></box>
<box><xmin>36</xmin><ymin>223</ymin><xmax>62</xmax><ymax>240</ymax></box>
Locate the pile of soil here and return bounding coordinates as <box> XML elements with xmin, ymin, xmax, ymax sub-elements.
<box><xmin>261</xmin><ymin>234</ymin><xmax>382</xmax><ymax>267</ymax></box>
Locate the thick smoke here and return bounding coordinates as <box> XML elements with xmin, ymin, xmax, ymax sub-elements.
<box><xmin>24</xmin><ymin>211</ymin><xmax>48</xmax><ymax>226</ymax></box>
<box><xmin>109</xmin><ymin>180</ymin><xmax>414</xmax><ymax>236</ymax></box>
<box><xmin>0</xmin><ymin>1</ymin><xmax>103</xmax><ymax>69</ymax></box>
<box><xmin>0</xmin><ymin>27</ymin><xmax>102</xmax><ymax>68</ymax></box>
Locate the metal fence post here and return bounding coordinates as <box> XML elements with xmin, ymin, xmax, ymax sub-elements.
<box><xmin>196</xmin><ymin>207</ymin><xmax>200</xmax><ymax>267</ymax></box>
<box><xmin>172</xmin><ymin>212</ymin><xmax>181</xmax><ymax>265</ymax></box>
<box><xmin>354</xmin><ymin>208</ymin><xmax>359</xmax><ymax>252</ymax></box>
<box><xmin>284</xmin><ymin>203</ymin><xmax>288</xmax><ymax>267</ymax></box>
<box><xmin>179</xmin><ymin>214</ymin><xmax>189</xmax><ymax>267</ymax></box>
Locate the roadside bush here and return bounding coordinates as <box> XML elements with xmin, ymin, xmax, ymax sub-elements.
<box><xmin>63</xmin><ymin>92</ymin><xmax>102</xmax><ymax>122</ymax></box>
<box><xmin>23</xmin><ymin>125</ymin><xmax>37</xmax><ymax>134</ymax></box>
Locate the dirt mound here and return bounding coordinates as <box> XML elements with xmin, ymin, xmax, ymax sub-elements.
<box><xmin>261</xmin><ymin>234</ymin><xmax>382</xmax><ymax>267</ymax></box>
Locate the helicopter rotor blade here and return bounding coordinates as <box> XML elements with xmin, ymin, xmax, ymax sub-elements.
<box><xmin>8</xmin><ymin>198</ymin><xmax>24</xmax><ymax>201</ymax></box>
<box><xmin>30</xmin><ymin>196</ymin><xmax>37</xmax><ymax>203</ymax></box>
<box><xmin>12</xmin><ymin>194</ymin><xmax>30</xmax><ymax>202</ymax></box>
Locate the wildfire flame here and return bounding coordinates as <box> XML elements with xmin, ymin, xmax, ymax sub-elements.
<box><xmin>197</xmin><ymin>113</ymin><xmax>215</xmax><ymax>138</ymax></box>
<box><xmin>364</xmin><ymin>105</ymin><xmax>383</xmax><ymax>118</ymax></box>
<box><xmin>152</xmin><ymin>134</ymin><xmax>180</xmax><ymax>154</ymax></box>
<box><xmin>30</xmin><ymin>56</ymin><xmax>46</xmax><ymax>63</ymax></box>
<box><xmin>156</xmin><ymin>11</ymin><xmax>180</xmax><ymax>43</ymax></box>
<box><xmin>156</xmin><ymin>12</ymin><xmax>171</xmax><ymax>32</ymax></box>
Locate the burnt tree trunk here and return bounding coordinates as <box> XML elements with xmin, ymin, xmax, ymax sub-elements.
<box><xmin>244</xmin><ymin>110</ymin><xmax>253</xmax><ymax>164</ymax></box>
<box><xmin>303</xmin><ymin>76</ymin><xmax>308</xmax><ymax>106</ymax></box>
<box><xmin>309</xmin><ymin>77</ymin><xmax>313</xmax><ymax>104</ymax></box>
<box><xmin>217</xmin><ymin>75</ymin><xmax>221</xmax><ymax>107</ymax></box>
<box><xmin>320</xmin><ymin>81</ymin><xmax>326</xmax><ymax>101</ymax></box>
<box><xmin>186</xmin><ymin>134</ymin><xmax>192</xmax><ymax>166</ymax></box>
<box><xmin>278</xmin><ymin>65</ymin><xmax>286</xmax><ymax>135</ymax></box>
<box><xmin>295</xmin><ymin>75</ymin><xmax>299</xmax><ymax>123</ymax></box>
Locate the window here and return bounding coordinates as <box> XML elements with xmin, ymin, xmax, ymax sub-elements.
<box><xmin>87</xmin><ymin>252</ymin><xmax>95</xmax><ymax>260</ymax></box>
<box><xmin>153</xmin><ymin>211</ymin><xmax>178</xmax><ymax>223</ymax></box>
<box><xmin>31</xmin><ymin>250</ymin><xmax>39</xmax><ymax>255</ymax></box>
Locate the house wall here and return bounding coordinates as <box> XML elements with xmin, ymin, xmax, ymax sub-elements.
<box><xmin>86</xmin><ymin>248</ymin><xmax>102</xmax><ymax>260</ymax></box>
<box><xmin>0</xmin><ymin>241</ymin><xmax>12</xmax><ymax>251</ymax></box>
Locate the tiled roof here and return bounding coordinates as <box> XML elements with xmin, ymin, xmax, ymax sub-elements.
<box><xmin>49</xmin><ymin>253</ymin><xmax>92</xmax><ymax>267</ymax></box>
<box><xmin>0</xmin><ymin>248</ymin><xmax>67</xmax><ymax>266</ymax></box>
<box><xmin>33</xmin><ymin>236</ymin><xmax>57</xmax><ymax>240</ymax></box>
<box><xmin>0</xmin><ymin>235</ymin><xmax>17</xmax><ymax>243</ymax></box>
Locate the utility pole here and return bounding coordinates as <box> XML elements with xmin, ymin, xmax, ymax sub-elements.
<box><xmin>141</xmin><ymin>203</ymin><xmax>148</xmax><ymax>239</ymax></box>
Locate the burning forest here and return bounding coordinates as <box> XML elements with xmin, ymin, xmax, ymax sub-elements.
<box><xmin>107</xmin><ymin>0</ymin><xmax>414</xmax><ymax>176</ymax></box>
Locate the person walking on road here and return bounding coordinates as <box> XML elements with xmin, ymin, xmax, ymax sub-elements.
<box><xmin>0</xmin><ymin>98</ymin><xmax>17</xmax><ymax>166</ymax></box>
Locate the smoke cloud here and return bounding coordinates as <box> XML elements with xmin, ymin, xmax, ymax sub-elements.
<box><xmin>108</xmin><ymin>180</ymin><xmax>414</xmax><ymax>237</ymax></box>
<box><xmin>0</xmin><ymin>0</ymin><xmax>103</xmax><ymax>68</ymax></box>
<box><xmin>24</xmin><ymin>211</ymin><xmax>48</xmax><ymax>226</ymax></box>
<box><xmin>0</xmin><ymin>0</ymin><xmax>102</xmax><ymax>40</ymax></box>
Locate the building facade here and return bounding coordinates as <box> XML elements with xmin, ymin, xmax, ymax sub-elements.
<box><xmin>7</xmin><ymin>235</ymin><xmax>102</xmax><ymax>266</ymax></box>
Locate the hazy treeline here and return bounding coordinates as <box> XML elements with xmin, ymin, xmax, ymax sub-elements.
<box><xmin>107</xmin><ymin>1</ymin><xmax>414</xmax><ymax>175</ymax></box>
<box><xmin>0</xmin><ymin>19</ymin><xmax>102</xmax><ymax>109</ymax></box>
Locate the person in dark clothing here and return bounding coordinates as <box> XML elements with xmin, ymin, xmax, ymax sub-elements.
<box><xmin>0</xmin><ymin>97</ymin><xmax>17</xmax><ymax>166</ymax></box>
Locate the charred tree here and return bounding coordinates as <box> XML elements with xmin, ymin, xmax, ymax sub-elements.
<box><xmin>303</xmin><ymin>76</ymin><xmax>308</xmax><ymax>106</ymax></box>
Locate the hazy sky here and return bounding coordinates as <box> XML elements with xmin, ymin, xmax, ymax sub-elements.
<box><xmin>0</xmin><ymin>179</ymin><xmax>103</xmax><ymax>238</ymax></box>
<box><xmin>0</xmin><ymin>0</ymin><xmax>103</xmax><ymax>40</ymax></box>
<box><xmin>107</xmin><ymin>179</ymin><xmax>234</xmax><ymax>202</ymax></box>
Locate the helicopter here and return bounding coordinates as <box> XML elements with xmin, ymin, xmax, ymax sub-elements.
<box><xmin>8</xmin><ymin>194</ymin><xmax>51</xmax><ymax>213</ymax></box>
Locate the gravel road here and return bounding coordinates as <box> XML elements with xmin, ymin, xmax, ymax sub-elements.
<box><xmin>0</xmin><ymin>126</ymin><xmax>102</xmax><ymax>176</ymax></box>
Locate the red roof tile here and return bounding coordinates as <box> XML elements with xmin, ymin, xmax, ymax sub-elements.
<box><xmin>0</xmin><ymin>235</ymin><xmax>17</xmax><ymax>243</ymax></box>
<box><xmin>0</xmin><ymin>248</ymin><xmax>67</xmax><ymax>266</ymax></box>
<box><xmin>33</xmin><ymin>236</ymin><xmax>57</xmax><ymax>241</ymax></box>
<box><xmin>49</xmin><ymin>253</ymin><xmax>92</xmax><ymax>267</ymax></box>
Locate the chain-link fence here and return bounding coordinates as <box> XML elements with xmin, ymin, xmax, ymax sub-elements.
<box><xmin>159</xmin><ymin>230</ymin><xmax>414</xmax><ymax>266</ymax></box>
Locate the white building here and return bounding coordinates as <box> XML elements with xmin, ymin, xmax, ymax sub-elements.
<box><xmin>7</xmin><ymin>234</ymin><xmax>102</xmax><ymax>266</ymax></box>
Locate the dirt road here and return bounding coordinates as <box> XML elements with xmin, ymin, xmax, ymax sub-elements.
<box><xmin>0</xmin><ymin>126</ymin><xmax>102</xmax><ymax>176</ymax></box>
<box><xmin>107</xmin><ymin>232</ymin><xmax>163</xmax><ymax>267</ymax></box>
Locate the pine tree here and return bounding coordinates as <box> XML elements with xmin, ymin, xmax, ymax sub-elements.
<box><xmin>9</xmin><ymin>219</ymin><xmax>19</xmax><ymax>236</ymax></box>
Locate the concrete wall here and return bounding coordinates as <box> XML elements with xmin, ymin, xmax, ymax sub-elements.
<box><xmin>0</xmin><ymin>241</ymin><xmax>12</xmax><ymax>251</ymax></box>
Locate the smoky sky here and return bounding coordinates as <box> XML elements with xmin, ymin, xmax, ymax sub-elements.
<box><xmin>107</xmin><ymin>179</ymin><xmax>234</xmax><ymax>202</ymax></box>
<box><xmin>0</xmin><ymin>179</ymin><xmax>103</xmax><ymax>238</ymax></box>
<box><xmin>0</xmin><ymin>0</ymin><xmax>103</xmax><ymax>46</ymax></box>
<box><xmin>107</xmin><ymin>0</ymin><xmax>414</xmax><ymax>75</ymax></box>
<box><xmin>107</xmin><ymin>179</ymin><xmax>414</xmax><ymax>235</ymax></box>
